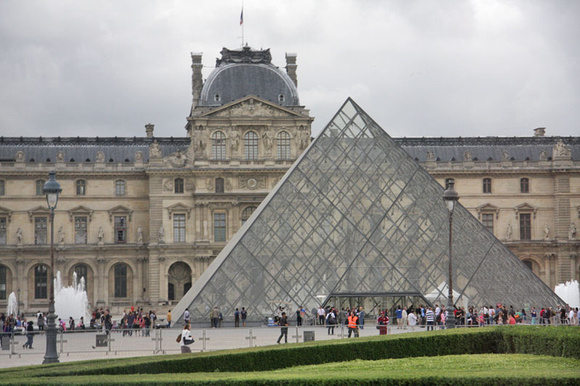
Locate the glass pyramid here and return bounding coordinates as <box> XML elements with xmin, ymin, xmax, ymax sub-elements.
<box><xmin>174</xmin><ymin>98</ymin><xmax>562</xmax><ymax>325</ymax></box>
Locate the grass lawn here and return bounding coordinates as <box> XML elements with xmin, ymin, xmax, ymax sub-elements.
<box><xmin>1</xmin><ymin>354</ymin><xmax>578</xmax><ymax>384</ymax></box>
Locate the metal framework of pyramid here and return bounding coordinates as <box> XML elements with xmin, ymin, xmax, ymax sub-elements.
<box><xmin>174</xmin><ymin>98</ymin><xmax>562</xmax><ymax>324</ymax></box>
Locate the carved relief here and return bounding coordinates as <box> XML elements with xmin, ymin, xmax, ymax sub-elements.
<box><xmin>463</xmin><ymin>150</ymin><xmax>472</xmax><ymax>162</ymax></box>
<box><xmin>539</xmin><ymin>150</ymin><xmax>548</xmax><ymax>161</ymax></box>
<box><xmin>15</xmin><ymin>151</ymin><xmax>24</xmax><ymax>162</ymax></box>
<box><xmin>163</xmin><ymin>179</ymin><xmax>173</xmax><ymax>192</ymax></box>
<box><xmin>194</xmin><ymin>140</ymin><xmax>206</xmax><ymax>158</ymax></box>
<box><xmin>240</xmin><ymin>177</ymin><xmax>266</xmax><ymax>190</ymax></box>
<box><xmin>501</xmin><ymin>150</ymin><xmax>510</xmax><ymax>162</ymax></box>
<box><xmin>216</xmin><ymin>100</ymin><xmax>290</xmax><ymax>118</ymax></box>
<box><xmin>56</xmin><ymin>151</ymin><xmax>64</xmax><ymax>162</ymax></box>
<box><xmin>298</xmin><ymin>131</ymin><xmax>310</xmax><ymax>151</ymax></box>
<box><xmin>165</xmin><ymin>150</ymin><xmax>188</xmax><ymax>168</ymax></box>
<box><xmin>229</xmin><ymin>130</ymin><xmax>240</xmax><ymax>152</ymax></box>
<box><xmin>553</xmin><ymin>140</ymin><xmax>571</xmax><ymax>159</ymax></box>
<box><xmin>206</xmin><ymin>178</ymin><xmax>214</xmax><ymax>191</ymax></box>
<box><xmin>225</xmin><ymin>178</ymin><xmax>232</xmax><ymax>191</ymax></box>
<box><xmin>135</xmin><ymin>151</ymin><xmax>143</xmax><ymax>162</ymax></box>
<box><xmin>262</xmin><ymin>129</ymin><xmax>274</xmax><ymax>152</ymax></box>
<box><xmin>186</xmin><ymin>179</ymin><xmax>196</xmax><ymax>192</ymax></box>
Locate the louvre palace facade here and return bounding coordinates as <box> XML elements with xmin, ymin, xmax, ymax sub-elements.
<box><xmin>0</xmin><ymin>46</ymin><xmax>578</xmax><ymax>316</ymax></box>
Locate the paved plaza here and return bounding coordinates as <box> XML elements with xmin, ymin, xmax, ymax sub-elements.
<box><xmin>0</xmin><ymin>324</ymin><xmax>412</xmax><ymax>369</ymax></box>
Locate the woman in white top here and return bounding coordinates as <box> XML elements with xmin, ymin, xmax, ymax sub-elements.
<box><xmin>407</xmin><ymin>311</ymin><xmax>417</xmax><ymax>328</ymax></box>
<box><xmin>180</xmin><ymin>324</ymin><xmax>193</xmax><ymax>353</ymax></box>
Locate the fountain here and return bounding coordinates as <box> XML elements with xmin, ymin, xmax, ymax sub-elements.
<box><xmin>554</xmin><ymin>280</ymin><xmax>580</xmax><ymax>308</ymax></box>
<box><xmin>54</xmin><ymin>271</ymin><xmax>91</xmax><ymax>325</ymax></box>
<box><xmin>7</xmin><ymin>292</ymin><xmax>18</xmax><ymax>317</ymax></box>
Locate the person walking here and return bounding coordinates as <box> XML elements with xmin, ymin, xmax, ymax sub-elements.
<box><xmin>166</xmin><ymin>310</ymin><xmax>172</xmax><ymax>328</ymax></box>
<box><xmin>180</xmin><ymin>324</ymin><xmax>194</xmax><ymax>353</ymax></box>
<box><xmin>426</xmin><ymin>307</ymin><xmax>435</xmax><ymax>331</ymax></box>
<box><xmin>276</xmin><ymin>312</ymin><xmax>289</xmax><ymax>344</ymax></box>
<box><xmin>326</xmin><ymin>308</ymin><xmax>336</xmax><ymax>335</ymax></box>
<box><xmin>23</xmin><ymin>321</ymin><xmax>34</xmax><ymax>349</ymax></box>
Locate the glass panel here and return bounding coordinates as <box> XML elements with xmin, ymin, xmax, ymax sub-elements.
<box><xmin>35</xmin><ymin>265</ymin><xmax>48</xmax><ymax>299</ymax></box>
<box><xmin>212</xmin><ymin>131</ymin><xmax>226</xmax><ymax>160</ymax></box>
<box><xmin>116</xmin><ymin>180</ymin><xmax>126</xmax><ymax>196</ymax></box>
<box><xmin>114</xmin><ymin>216</ymin><xmax>126</xmax><ymax>243</ymax></box>
<box><xmin>244</xmin><ymin>131</ymin><xmax>258</xmax><ymax>160</ymax></box>
<box><xmin>76</xmin><ymin>180</ymin><xmax>86</xmax><ymax>196</ymax></box>
<box><xmin>174</xmin><ymin>178</ymin><xmax>184</xmax><ymax>194</ymax></box>
<box><xmin>35</xmin><ymin>217</ymin><xmax>47</xmax><ymax>245</ymax></box>
<box><xmin>75</xmin><ymin>216</ymin><xmax>88</xmax><ymax>244</ymax></box>
<box><xmin>173</xmin><ymin>214</ymin><xmax>186</xmax><ymax>243</ymax></box>
<box><xmin>276</xmin><ymin>131</ymin><xmax>291</xmax><ymax>160</ymax></box>
<box><xmin>114</xmin><ymin>264</ymin><xmax>127</xmax><ymax>298</ymax></box>
<box><xmin>175</xmin><ymin>98</ymin><xmax>563</xmax><ymax>325</ymax></box>
<box><xmin>520</xmin><ymin>214</ymin><xmax>531</xmax><ymax>240</ymax></box>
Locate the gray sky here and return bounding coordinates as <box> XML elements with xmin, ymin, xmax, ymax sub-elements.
<box><xmin>1</xmin><ymin>0</ymin><xmax>578</xmax><ymax>139</ymax></box>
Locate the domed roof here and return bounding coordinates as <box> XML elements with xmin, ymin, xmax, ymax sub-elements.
<box><xmin>198</xmin><ymin>47</ymin><xmax>299</xmax><ymax>107</ymax></box>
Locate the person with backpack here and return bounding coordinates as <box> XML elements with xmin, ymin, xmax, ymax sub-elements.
<box><xmin>326</xmin><ymin>308</ymin><xmax>337</xmax><ymax>335</ymax></box>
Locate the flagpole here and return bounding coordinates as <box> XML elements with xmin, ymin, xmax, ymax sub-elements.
<box><xmin>240</xmin><ymin>4</ymin><xmax>244</xmax><ymax>47</ymax></box>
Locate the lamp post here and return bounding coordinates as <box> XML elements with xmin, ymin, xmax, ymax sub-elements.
<box><xmin>443</xmin><ymin>178</ymin><xmax>459</xmax><ymax>329</ymax></box>
<box><xmin>43</xmin><ymin>171</ymin><xmax>62</xmax><ymax>364</ymax></box>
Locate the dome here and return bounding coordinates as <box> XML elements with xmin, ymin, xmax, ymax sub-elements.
<box><xmin>198</xmin><ymin>47</ymin><xmax>299</xmax><ymax>107</ymax></box>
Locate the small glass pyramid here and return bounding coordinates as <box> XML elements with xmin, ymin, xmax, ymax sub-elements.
<box><xmin>174</xmin><ymin>98</ymin><xmax>562</xmax><ymax>325</ymax></box>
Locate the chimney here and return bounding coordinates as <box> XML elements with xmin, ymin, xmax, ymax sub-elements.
<box><xmin>534</xmin><ymin>127</ymin><xmax>545</xmax><ymax>137</ymax></box>
<box><xmin>145</xmin><ymin>123</ymin><xmax>154</xmax><ymax>138</ymax></box>
<box><xmin>191</xmin><ymin>52</ymin><xmax>204</xmax><ymax>106</ymax></box>
<box><xmin>285</xmin><ymin>53</ymin><xmax>298</xmax><ymax>87</ymax></box>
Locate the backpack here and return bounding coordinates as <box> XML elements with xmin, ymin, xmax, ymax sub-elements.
<box><xmin>176</xmin><ymin>333</ymin><xmax>182</xmax><ymax>343</ymax></box>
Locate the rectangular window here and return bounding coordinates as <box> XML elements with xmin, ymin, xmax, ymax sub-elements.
<box><xmin>481</xmin><ymin>213</ymin><xmax>494</xmax><ymax>234</ymax></box>
<box><xmin>76</xmin><ymin>180</ymin><xmax>86</xmax><ymax>196</ymax></box>
<box><xmin>114</xmin><ymin>216</ymin><xmax>127</xmax><ymax>243</ymax></box>
<box><xmin>0</xmin><ymin>217</ymin><xmax>6</xmax><ymax>245</ymax></box>
<box><xmin>173</xmin><ymin>214</ymin><xmax>186</xmax><ymax>243</ymax></box>
<box><xmin>75</xmin><ymin>216</ymin><xmax>88</xmax><ymax>244</ymax></box>
<box><xmin>115</xmin><ymin>180</ymin><xmax>126</xmax><ymax>196</ymax></box>
<box><xmin>520</xmin><ymin>178</ymin><xmax>529</xmax><ymax>193</ymax></box>
<box><xmin>0</xmin><ymin>266</ymin><xmax>6</xmax><ymax>299</ymax></box>
<box><xmin>0</xmin><ymin>180</ymin><xmax>5</xmax><ymax>196</ymax></box>
<box><xmin>520</xmin><ymin>213</ymin><xmax>531</xmax><ymax>240</ymax></box>
<box><xmin>215</xmin><ymin>178</ymin><xmax>224</xmax><ymax>194</ymax></box>
<box><xmin>214</xmin><ymin>212</ymin><xmax>226</xmax><ymax>242</ymax></box>
<box><xmin>35</xmin><ymin>217</ymin><xmax>47</xmax><ymax>245</ymax></box>
<box><xmin>174</xmin><ymin>178</ymin><xmax>184</xmax><ymax>194</ymax></box>
<box><xmin>483</xmin><ymin>178</ymin><xmax>492</xmax><ymax>194</ymax></box>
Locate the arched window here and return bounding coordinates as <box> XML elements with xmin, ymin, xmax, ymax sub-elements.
<box><xmin>115</xmin><ymin>180</ymin><xmax>126</xmax><ymax>196</ymax></box>
<box><xmin>74</xmin><ymin>264</ymin><xmax>88</xmax><ymax>290</ymax></box>
<box><xmin>241</xmin><ymin>206</ymin><xmax>257</xmax><ymax>225</ymax></box>
<box><xmin>520</xmin><ymin>178</ymin><xmax>529</xmax><ymax>193</ymax></box>
<box><xmin>483</xmin><ymin>178</ymin><xmax>492</xmax><ymax>194</ymax></box>
<box><xmin>277</xmin><ymin>131</ymin><xmax>291</xmax><ymax>160</ymax></box>
<box><xmin>0</xmin><ymin>265</ymin><xmax>7</xmax><ymax>299</ymax></box>
<box><xmin>215</xmin><ymin>178</ymin><xmax>224</xmax><ymax>194</ymax></box>
<box><xmin>114</xmin><ymin>264</ymin><xmax>127</xmax><ymax>298</ymax></box>
<box><xmin>36</xmin><ymin>180</ymin><xmax>45</xmax><ymax>196</ymax></box>
<box><xmin>34</xmin><ymin>265</ymin><xmax>48</xmax><ymax>299</ymax></box>
<box><xmin>174</xmin><ymin>178</ymin><xmax>184</xmax><ymax>194</ymax></box>
<box><xmin>244</xmin><ymin>131</ymin><xmax>258</xmax><ymax>160</ymax></box>
<box><xmin>211</xmin><ymin>131</ymin><xmax>226</xmax><ymax>160</ymax></box>
<box><xmin>76</xmin><ymin>180</ymin><xmax>86</xmax><ymax>196</ymax></box>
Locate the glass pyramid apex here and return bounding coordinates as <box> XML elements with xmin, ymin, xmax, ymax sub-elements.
<box><xmin>173</xmin><ymin>98</ymin><xmax>563</xmax><ymax>325</ymax></box>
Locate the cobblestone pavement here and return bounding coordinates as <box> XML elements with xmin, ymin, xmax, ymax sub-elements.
<box><xmin>1</xmin><ymin>324</ymin><xmax>415</xmax><ymax>369</ymax></box>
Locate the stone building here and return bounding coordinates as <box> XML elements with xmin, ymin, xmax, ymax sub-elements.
<box><xmin>0</xmin><ymin>46</ymin><xmax>578</xmax><ymax>316</ymax></box>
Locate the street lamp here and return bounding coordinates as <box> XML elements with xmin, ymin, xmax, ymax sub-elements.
<box><xmin>43</xmin><ymin>171</ymin><xmax>62</xmax><ymax>364</ymax></box>
<box><xmin>443</xmin><ymin>178</ymin><xmax>459</xmax><ymax>329</ymax></box>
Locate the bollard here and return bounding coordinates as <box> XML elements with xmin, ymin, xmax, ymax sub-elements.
<box><xmin>198</xmin><ymin>329</ymin><xmax>210</xmax><ymax>352</ymax></box>
<box><xmin>292</xmin><ymin>326</ymin><xmax>301</xmax><ymax>343</ymax></box>
<box><xmin>245</xmin><ymin>329</ymin><xmax>257</xmax><ymax>348</ymax></box>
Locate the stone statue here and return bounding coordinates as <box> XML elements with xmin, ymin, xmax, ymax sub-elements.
<box><xmin>544</xmin><ymin>224</ymin><xmax>550</xmax><ymax>239</ymax></box>
<box><xmin>135</xmin><ymin>151</ymin><xmax>143</xmax><ymax>162</ymax></box>
<box><xmin>194</xmin><ymin>139</ymin><xmax>206</xmax><ymax>158</ymax></box>
<box><xmin>58</xmin><ymin>226</ymin><xmax>65</xmax><ymax>244</ymax></box>
<box><xmin>262</xmin><ymin>130</ymin><xmax>273</xmax><ymax>151</ymax></box>
<box><xmin>463</xmin><ymin>150</ymin><xmax>472</xmax><ymax>162</ymax></box>
<box><xmin>16</xmin><ymin>228</ymin><xmax>22</xmax><ymax>245</ymax></box>
<box><xmin>426</xmin><ymin>151</ymin><xmax>436</xmax><ymax>162</ymax></box>
<box><xmin>96</xmin><ymin>151</ymin><xmax>105</xmax><ymax>162</ymax></box>
<box><xmin>299</xmin><ymin>131</ymin><xmax>310</xmax><ymax>151</ymax></box>
<box><xmin>98</xmin><ymin>227</ymin><xmax>104</xmax><ymax>244</ymax></box>
<box><xmin>501</xmin><ymin>150</ymin><xmax>510</xmax><ymax>162</ymax></box>
<box><xmin>137</xmin><ymin>226</ymin><xmax>144</xmax><ymax>244</ymax></box>
<box><xmin>158</xmin><ymin>225</ymin><xmax>165</xmax><ymax>243</ymax></box>
<box><xmin>506</xmin><ymin>224</ymin><xmax>513</xmax><ymax>240</ymax></box>
<box><xmin>229</xmin><ymin>130</ymin><xmax>240</xmax><ymax>151</ymax></box>
<box><xmin>149</xmin><ymin>140</ymin><xmax>162</xmax><ymax>158</ymax></box>
<box><xmin>570</xmin><ymin>223</ymin><xmax>577</xmax><ymax>240</ymax></box>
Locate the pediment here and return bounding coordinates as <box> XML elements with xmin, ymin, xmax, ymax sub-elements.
<box><xmin>27</xmin><ymin>206</ymin><xmax>49</xmax><ymax>221</ymax></box>
<box><xmin>68</xmin><ymin>205</ymin><xmax>94</xmax><ymax>222</ymax></box>
<box><xmin>107</xmin><ymin>205</ymin><xmax>133</xmax><ymax>222</ymax></box>
<box><xmin>475</xmin><ymin>203</ymin><xmax>500</xmax><ymax>219</ymax></box>
<box><xmin>166</xmin><ymin>203</ymin><xmax>192</xmax><ymax>219</ymax></box>
<box><xmin>201</xmin><ymin>96</ymin><xmax>304</xmax><ymax>119</ymax></box>
<box><xmin>0</xmin><ymin>205</ymin><xmax>13</xmax><ymax>222</ymax></box>
<box><xmin>514</xmin><ymin>203</ymin><xmax>537</xmax><ymax>219</ymax></box>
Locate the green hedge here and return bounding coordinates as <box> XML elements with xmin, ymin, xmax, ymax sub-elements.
<box><xmin>44</xmin><ymin>326</ymin><xmax>578</xmax><ymax>377</ymax></box>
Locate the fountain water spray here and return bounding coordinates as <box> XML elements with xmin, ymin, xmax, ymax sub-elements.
<box><xmin>554</xmin><ymin>280</ymin><xmax>580</xmax><ymax>308</ymax></box>
<box><xmin>54</xmin><ymin>271</ymin><xmax>91</xmax><ymax>325</ymax></box>
<box><xmin>7</xmin><ymin>292</ymin><xmax>18</xmax><ymax>317</ymax></box>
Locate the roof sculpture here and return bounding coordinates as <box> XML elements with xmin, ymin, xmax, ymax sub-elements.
<box><xmin>173</xmin><ymin>98</ymin><xmax>563</xmax><ymax>324</ymax></box>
